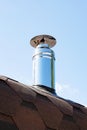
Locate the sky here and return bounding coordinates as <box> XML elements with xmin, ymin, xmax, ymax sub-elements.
<box><xmin>0</xmin><ymin>0</ymin><xmax>87</xmax><ymax>106</ymax></box>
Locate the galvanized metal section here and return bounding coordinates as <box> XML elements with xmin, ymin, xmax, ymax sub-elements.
<box><xmin>30</xmin><ymin>35</ymin><xmax>56</xmax><ymax>90</ymax></box>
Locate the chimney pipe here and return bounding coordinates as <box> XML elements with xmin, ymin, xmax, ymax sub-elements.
<box><xmin>30</xmin><ymin>35</ymin><xmax>56</xmax><ymax>93</ymax></box>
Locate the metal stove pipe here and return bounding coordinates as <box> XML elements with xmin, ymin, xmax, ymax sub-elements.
<box><xmin>30</xmin><ymin>35</ymin><xmax>56</xmax><ymax>92</ymax></box>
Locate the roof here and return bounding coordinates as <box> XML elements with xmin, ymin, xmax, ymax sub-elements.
<box><xmin>0</xmin><ymin>76</ymin><xmax>87</xmax><ymax>130</ymax></box>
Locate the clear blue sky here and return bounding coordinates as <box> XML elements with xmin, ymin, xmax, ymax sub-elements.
<box><xmin>0</xmin><ymin>0</ymin><xmax>87</xmax><ymax>106</ymax></box>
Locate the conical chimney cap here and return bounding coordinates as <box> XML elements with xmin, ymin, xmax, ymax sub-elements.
<box><xmin>30</xmin><ymin>34</ymin><xmax>56</xmax><ymax>48</ymax></box>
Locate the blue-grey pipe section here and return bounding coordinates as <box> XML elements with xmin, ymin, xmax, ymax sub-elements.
<box><xmin>32</xmin><ymin>43</ymin><xmax>55</xmax><ymax>89</ymax></box>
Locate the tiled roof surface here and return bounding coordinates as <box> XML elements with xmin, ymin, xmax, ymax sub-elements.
<box><xmin>0</xmin><ymin>76</ymin><xmax>87</xmax><ymax>130</ymax></box>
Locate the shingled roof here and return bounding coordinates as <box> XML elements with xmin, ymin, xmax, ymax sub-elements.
<box><xmin>0</xmin><ymin>76</ymin><xmax>87</xmax><ymax>130</ymax></box>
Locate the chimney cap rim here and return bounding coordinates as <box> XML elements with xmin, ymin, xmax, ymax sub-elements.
<box><xmin>30</xmin><ymin>34</ymin><xmax>56</xmax><ymax>48</ymax></box>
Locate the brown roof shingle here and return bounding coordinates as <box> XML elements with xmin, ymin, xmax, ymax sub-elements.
<box><xmin>0</xmin><ymin>76</ymin><xmax>87</xmax><ymax>130</ymax></box>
